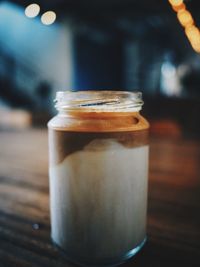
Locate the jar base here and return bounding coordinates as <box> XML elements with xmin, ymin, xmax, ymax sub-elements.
<box><xmin>52</xmin><ymin>237</ymin><xmax>146</xmax><ymax>267</ymax></box>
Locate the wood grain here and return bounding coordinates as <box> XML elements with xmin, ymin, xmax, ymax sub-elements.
<box><xmin>0</xmin><ymin>129</ymin><xmax>200</xmax><ymax>266</ymax></box>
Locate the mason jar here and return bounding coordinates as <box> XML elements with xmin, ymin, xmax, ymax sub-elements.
<box><xmin>48</xmin><ymin>90</ymin><xmax>149</xmax><ymax>266</ymax></box>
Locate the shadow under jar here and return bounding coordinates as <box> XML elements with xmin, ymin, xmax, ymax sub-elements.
<box><xmin>48</xmin><ymin>91</ymin><xmax>149</xmax><ymax>267</ymax></box>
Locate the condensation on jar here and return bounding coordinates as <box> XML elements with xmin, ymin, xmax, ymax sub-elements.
<box><xmin>48</xmin><ymin>90</ymin><xmax>149</xmax><ymax>267</ymax></box>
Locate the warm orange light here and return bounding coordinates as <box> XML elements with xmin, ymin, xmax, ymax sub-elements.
<box><xmin>190</xmin><ymin>35</ymin><xmax>200</xmax><ymax>46</ymax></box>
<box><xmin>185</xmin><ymin>25</ymin><xmax>200</xmax><ymax>53</ymax></box>
<box><xmin>172</xmin><ymin>3</ymin><xmax>185</xmax><ymax>12</ymax></box>
<box><xmin>185</xmin><ymin>25</ymin><xmax>200</xmax><ymax>40</ymax></box>
<box><xmin>168</xmin><ymin>0</ymin><xmax>183</xmax><ymax>7</ymax></box>
<box><xmin>168</xmin><ymin>0</ymin><xmax>200</xmax><ymax>53</ymax></box>
<box><xmin>191</xmin><ymin>42</ymin><xmax>200</xmax><ymax>53</ymax></box>
<box><xmin>177</xmin><ymin>10</ymin><xmax>194</xmax><ymax>27</ymax></box>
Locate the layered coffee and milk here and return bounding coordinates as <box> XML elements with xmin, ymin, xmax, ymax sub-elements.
<box><xmin>48</xmin><ymin>116</ymin><xmax>149</xmax><ymax>265</ymax></box>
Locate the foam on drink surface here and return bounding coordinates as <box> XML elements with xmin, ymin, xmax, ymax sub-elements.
<box><xmin>49</xmin><ymin>138</ymin><xmax>148</xmax><ymax>261</ymax></box>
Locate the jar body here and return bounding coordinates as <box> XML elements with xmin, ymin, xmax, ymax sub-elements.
<box><xmin>48</xmin><ymin>91</ymin><xmax>149</xmax><ymax>266</ymax></box>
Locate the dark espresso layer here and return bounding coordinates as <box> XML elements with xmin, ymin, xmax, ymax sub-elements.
<box><xmin>49</xmin><ymin>129</ymin><xmax>149</xmax><ymax>164</ymax></box>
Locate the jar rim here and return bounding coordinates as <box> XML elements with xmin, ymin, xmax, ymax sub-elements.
<box><xmin>55</xmin><ymin>90</ymin><xmax>144</xmax><ymax>112</ymax></box>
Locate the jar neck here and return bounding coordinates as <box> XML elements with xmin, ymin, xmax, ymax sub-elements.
<box><xmin>55</xmin><ymin>90</ymin><xmax>144</xmax><ymax>114</ymax></box>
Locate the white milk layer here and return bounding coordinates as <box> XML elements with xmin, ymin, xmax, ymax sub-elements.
<box><xmin>49</xmin><ymin>139</ymin><xmax>149</xmax><ymax>261</ymax></box>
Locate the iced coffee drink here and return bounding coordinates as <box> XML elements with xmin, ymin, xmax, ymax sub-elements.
<box><xmin>48</xmin><ymin>91</ymin><xmax>149</xmax><ymax>266</ymax></box>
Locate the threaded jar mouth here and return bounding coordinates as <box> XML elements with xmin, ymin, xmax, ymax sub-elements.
<box><xmin>55</xmin><ymin>90</ymin><xmax>144</xmax><ymax>112</ymax></box>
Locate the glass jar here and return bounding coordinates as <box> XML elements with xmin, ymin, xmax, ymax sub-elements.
<box><xmin>48</xmin><ymin>90</ymin><xmax>149</xmax><ymax>266</ymax></box>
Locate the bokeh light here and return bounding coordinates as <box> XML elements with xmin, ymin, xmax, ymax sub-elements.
<box><xmin>185</xmin><ymin>25</ymin><xmax>200</xmax><ymax>53</ymax></box>
<box><xmin>41</xmin><ymin>11</ymin><xmax>56</xmax><ymax>25</ymax></box>
<box><xmin>185</xmin><ymin>25</ymin><xmax>199</xmax><ymax>41</ymax></box>
<box><xmin>172</xmin><ymin>3</ymin><xmax>185</xmax><ymax>12</ymax></box>
<box><xmin>177</xmin><ymin>10</ymin><xmax>193</xmax><ymax>27</ymax></box>
<box><xmin>25</xmin><ymin>3</ymin><xmax>40</xmax><ymax>18</ymax></box>
<box><xmin>191</xmin><ymin>41</ymin><xmax>200</xmax><ymax>53</ymax></box>
<box><xmin>168</xmin><ymin>0</ymin><xmax>183</xmax><ymax>7</ymax></box>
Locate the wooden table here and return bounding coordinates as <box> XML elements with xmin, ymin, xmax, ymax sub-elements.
<box><xmin>0</xmin><ymin>129</ymin><xmax>199</xmax><ymax>267</ymax></box>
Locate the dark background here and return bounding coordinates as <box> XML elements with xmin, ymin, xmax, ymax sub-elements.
<box><xmin>0</xmin><ymin>0</ymin><xmax>200</xmax><ymax>136</ymax></box>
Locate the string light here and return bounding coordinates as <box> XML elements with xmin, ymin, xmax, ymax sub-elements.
<box><xmin>172</xmin><ymin>3</ymin><xmax>185</xmax><ymax>12</ymax></box>
<box><xmin>168</xmin><ymin>0</ymin><xmax>200</xmax><ymax>53</ymax></box>
<box><xmin>177</xmin><ymin>10</ymin><xmax>193</xmax><ymax>27</ymax></box>
<box><xmin>191</xmin><ymin>42</ymin><xmax>200</xmax><ymax>53</ymax></box>
<box><xmin>186</xmin><ymin>26</ymin><xmax>200</xmax><ymax>53</ymax></box>
<box><xmin>168</xmin><ymin>0</ymin><xmax>183</xmax><ymax>7</ymax></box>
<box><xmin>185</xmin><ymin>25</ymin><xmax>200</xmax><ymax>41</ymax></box>
<box><xmin>25</xmin><ymin>3</ymin><xmax>40</xmax><ymax>18</ymax></box>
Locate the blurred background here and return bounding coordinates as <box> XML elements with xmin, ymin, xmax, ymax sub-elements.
<box><xmin>1</xmin><ymin>2</ymin><xmax>200</xmax><ymax>265</ymax></box>
<box><xmin>0</xmin><ymin>0</ymin><xmax>200</xmax><ymax>137</ymax></box>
